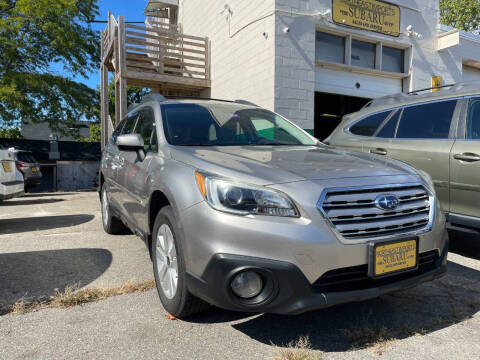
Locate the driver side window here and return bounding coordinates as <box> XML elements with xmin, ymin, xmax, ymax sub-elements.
<box><xmin>134</xmin><ymin>107</ymin><xmax>156</xmax><ymax>152</ymax></box>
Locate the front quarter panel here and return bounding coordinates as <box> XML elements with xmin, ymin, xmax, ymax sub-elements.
<box><xmin>145</xmin><ymin>152</ymin><xmax>203</xmax><ymax>232</ymax></box>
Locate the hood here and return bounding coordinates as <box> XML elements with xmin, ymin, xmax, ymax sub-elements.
<box><xmin>170</xmin><ymin>145</ymin><xmax>418</xmax><ymax>185</ymax></box>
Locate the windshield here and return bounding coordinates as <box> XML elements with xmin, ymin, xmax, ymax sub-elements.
<box><xmin>161</xmin><ymin>103</ymin><xmax>317</xmax><ymax>146</ymax></box>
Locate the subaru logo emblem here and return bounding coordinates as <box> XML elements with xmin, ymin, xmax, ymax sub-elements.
<box><xmin>375</xmin><ymin>194</ymin><xmax>399</xmax><ymax>211</ymax></box>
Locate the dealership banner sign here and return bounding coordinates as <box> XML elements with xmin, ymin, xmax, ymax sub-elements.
<box><xmin>332</xmin><ymin>0</ymin><xmax>400</xmax><ymax>37</ymax></box>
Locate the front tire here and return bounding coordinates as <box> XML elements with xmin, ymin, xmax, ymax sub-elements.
<box><xmin>152</xmin><ymin>206</ymin><xmax>208</xmax><ymax>318</ymax></box>
<box><xmin>101</xmin><ymin>184</ymin><xmax>126</xmax><ymax>235</ymax></box>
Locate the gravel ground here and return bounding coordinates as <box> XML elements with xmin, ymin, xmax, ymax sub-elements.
<box><xmin>0</xmin><ymin>192</ymin><xmax>479</xmax><ymax>359</ymax></box>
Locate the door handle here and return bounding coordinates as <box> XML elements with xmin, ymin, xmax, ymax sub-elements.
<box><xmin>454</xmin><ymin>153</ymin><xmax>480</xmax><ymax>162</ymax></box>
<box><xmin>370</xmin><ymin>148</ymin><xmax>388</xmax><ymax>156</ymax></box>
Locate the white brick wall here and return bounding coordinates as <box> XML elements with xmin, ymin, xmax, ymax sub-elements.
<box><xmin>178</xmin><ymin>0</ymin><xmax>478</xmax><ymax>132</ymax></box>
<box><xmin>178</xmin><ymin>0</ymin><xmax>276</xmax><ymax>110</ymax></box>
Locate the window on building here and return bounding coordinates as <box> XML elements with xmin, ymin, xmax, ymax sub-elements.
<box><xmin>351</xmin><ymin>40</ymin><xmax>375</xmax><ymax>69</ymax></box>
<box><xmin>376</xmin><ymin>109</ymin><xmax>401</xmax><ymax>138</ymax></box>
<box><xmin>315</xmin><ymin>32</ymin><xmax>407</xmax><ymax>74</ymax></box>
<box><xmin>396</xmin><ymin>100</ymin><xmax>457</xmax><ymax>139</ymax></box>
<box><xmin>382</xmin><ymin>46</ymin><xmax>404</xmax><ymax>73</ymax></box>
<box><xmin>315</xmin><ymin>32</ymin><xmax>345</xmax><ymax>64</ymax></box>
<box><xmin>349</xmin><ymin>110</ymin><xmax>392</xmax><ymax>136</ymax></box>
<box><xmin>466</xmin><ymin>98</ymin><xmax>480</xmax><ymax>140</ymax></box>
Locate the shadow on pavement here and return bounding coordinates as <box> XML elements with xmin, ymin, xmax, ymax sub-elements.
<box><xmin>448</xmin><ymin>230</ymin><xmax>480</xmax><ymax>260</ymax></box>
<box><xmin>0</xmin><ymin>214</ymin><xmax>94</xmax><ymax>235</ymax></box>
<box><xmin>22</xmin><ymin>193</ymin><xmax>76</xmax><ymax>198</ymax></box>
<box><xmin>0</xmin><ymin>248</ymin><xmax>112</xmax><ymax>310</ymax></box>
<box><xmin>189</xmin><ymin>259</ymin><xmax>480</xmax><ymax>352</ymax></box>
<box><xmin>1</xmin><ymin>198</ymin><xmax>64</xmax><ymax>206</ymax></box>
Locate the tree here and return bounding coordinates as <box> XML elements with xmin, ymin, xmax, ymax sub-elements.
<box><xmin>0</xmin><ymin>127</ymin><xmax>22</xmax><ymax>138</ymax></box>
<box><xmin>0</xmin><ymin>0</ymin><xmax>100</xmax><ymax>136</ymax></box>
<box><xmin>107</xmin><ymin>81</ymin><xmax>150</xmax><ymax>123</ymax></box>
<box><xmin>440</xmin><ymin>0</ymin><xmax>480</xmax><ymax>33</ymax></box>
<box><xmin>76</xmin><ymin>123</ymin><xmax>100</xmax><ymax>142</ymax></box>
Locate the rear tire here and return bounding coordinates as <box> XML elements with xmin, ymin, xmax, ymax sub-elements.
<box><xmin>101</xmin><ymin>184</ymin><xmax>126</xmax><ymax>235</ymax></box>
<box><xmin>152</xmin><ymin>206</ymin><xmax>209</xmax><ymax>318</ymax></box>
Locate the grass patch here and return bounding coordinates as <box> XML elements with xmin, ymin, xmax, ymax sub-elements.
<box><xmin>2</xmin><ymin>280</ymin><xmax>156</xmax><ymax>316</ymax></box>
<box><xmin>341</xmin><ymin>326</ymin><xmax>395</xmax><ymax>355</ymax></box>
<box><xmin>272</xmin><ymin>337</ymin><xmax>323</xmax><ymax>360</ymax></box>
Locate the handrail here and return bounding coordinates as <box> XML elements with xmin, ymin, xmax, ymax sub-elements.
<box><xmin>122</xmin><ymin>22</ymin><xmax>209</xmax><ymax>80</ymax></box>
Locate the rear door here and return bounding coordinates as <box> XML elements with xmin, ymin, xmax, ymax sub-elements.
<box><xmin>449</xmin><ymin>96</ymin><xmax>480</xmax><ymax>222</ymax></box>
<box><xmin>359</xmin><ymin>108</ymin><xmax>402</xmax><ymax>156</ymax></box>
<box><xmin>332</xmin><ymin>109</ymin><xmax>393</xmax><ymax>151</ymax></box>
<box><xmin>118</xmin><ymin>106</ymin><xmax>156</xmax><ymax>232</ymax></box>
<box><xmin>385</xmin><ymin>99</ymin><xmax>460</xmax><ymax>212</ymax></box>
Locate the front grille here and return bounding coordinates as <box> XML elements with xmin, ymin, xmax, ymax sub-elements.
<box><xmin>317</xmin><ymin>183</ymin><xmax>432</xmax><ymax>239</ymax></box>
<box><xmin>313</xmin><ymin>250</ymin><xmax>439</xmax><ymax>293</ymax></box>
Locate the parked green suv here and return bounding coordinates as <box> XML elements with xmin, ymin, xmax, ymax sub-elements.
<box><xmin>326</xmin><ymin>82</ymin><xmax>480</xmax><ymax>234</ymax></box>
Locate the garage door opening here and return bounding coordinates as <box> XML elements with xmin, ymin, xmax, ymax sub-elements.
<box><xmin>314</xmin><ymin>92</ymin><xmax>371</xmax><ymax>140</ymax></box>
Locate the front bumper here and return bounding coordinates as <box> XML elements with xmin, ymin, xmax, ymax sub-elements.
<box><xmin>187</xmin><ymin>239</ymin><xmax>448</xmax><ymax>314</ymax></box>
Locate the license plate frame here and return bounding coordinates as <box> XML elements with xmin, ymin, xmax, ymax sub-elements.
<box><xmin>368</xmin><ymin>238</ymin><xmax>418</xmax><ymax>279</ymax></box>
<box><xmin>2</xmin><ymin>162</ymin><xmax>12</xmax><ymax>173</ymax></box>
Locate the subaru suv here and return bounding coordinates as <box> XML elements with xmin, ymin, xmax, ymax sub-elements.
<box><xmin>326</xmin><ymin>82</ymin><xmax>480</xmax><ymax>235</ymax></box>
<box><xmin>99</xmin><ymin>94</ymin><xmax>448</xmax><ymax>318</ymax></box>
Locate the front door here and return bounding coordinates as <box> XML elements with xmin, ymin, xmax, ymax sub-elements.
<box><xmin>119</xmin><ymin>106</ymin><xmax>157</xmax><ymax>233</ymax></box>
<box><xmin>449</xmin><ymin>97</ymin><xmax>480</xmax><ymax>220</ymax></box>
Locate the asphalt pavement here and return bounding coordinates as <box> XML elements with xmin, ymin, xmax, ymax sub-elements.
<box><xmin>0</xmin><ymin>192</ymin><xmax>479</xmax><ymax>359</ymax></box>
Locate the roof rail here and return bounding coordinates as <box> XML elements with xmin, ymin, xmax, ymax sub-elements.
<box><xmin>234</xmin><ymin>99</ymin><xmax>258</xmax><ymax>106</ymax></box>
<box><xmin>165</xmin><ymin>96</ymin><xmax>235</xmax><ymax>103</ymax></box>
<box><xmin>408</xmin><ymin>83</ymin><xmax>455</xmax><ymax>95</ymax></box>
<box><xmin>141</xmin><ymin>93</ymin><xmax>167</xmax><ymax>103</ymax></box>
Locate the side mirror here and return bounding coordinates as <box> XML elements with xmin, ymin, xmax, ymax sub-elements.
<box><xmin>116</xmin><ymin>134</ymin><xmax>145</xmax><ymax>161</ymax></box>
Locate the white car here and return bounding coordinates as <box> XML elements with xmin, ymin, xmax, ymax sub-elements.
<box><xmin>0</xmin><ymin>148</ymin><xmax>24</xmax><ymax>202</ymax></box>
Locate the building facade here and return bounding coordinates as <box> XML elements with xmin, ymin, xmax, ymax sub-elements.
<box><xmin>152</xmin><ymin>0</ymin><xmax>480</xmax><ymax>139</ymax></box>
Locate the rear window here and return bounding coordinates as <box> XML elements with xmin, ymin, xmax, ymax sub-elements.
<box><xmin>376</xmin><ymin>110</ymin><xmax>401</xmax><ymax>138</ymax></box>
<box><xmin>349</xmin><ymin>111</ymin><xmax>392</xmax><ymax>136</ymax></box>
<box><xmin>396</xmin><ymin>100</ymin><xmax>457</xmax><ymax>139</ymax></box>
<box><xmin>16</xmin><ymin>152</ymin><xmax>37</xmax><ymax>163</ymax></box>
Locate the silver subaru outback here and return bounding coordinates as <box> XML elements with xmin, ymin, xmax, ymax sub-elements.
<box><xmin>99</xmin><ymin>94</ymin><xmax>448</xmax><ymax>318</ymax></box>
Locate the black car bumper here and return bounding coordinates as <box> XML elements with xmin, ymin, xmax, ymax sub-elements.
<box><xmin>186</xmin><ymin>240</ymin><xmax>448</xmax><ymax>315</ymax></box>
<box><xmin>24</xmin><ymin>177</ymin><xmax>42</xmax><ymax>187</ymax></box>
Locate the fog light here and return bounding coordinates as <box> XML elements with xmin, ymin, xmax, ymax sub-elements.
<box><xmin>230</xmin><ymin>271</ymin><xmax>263</xmax><ymax>299</ymax></box>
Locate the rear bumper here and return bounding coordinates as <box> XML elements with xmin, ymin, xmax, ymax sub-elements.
<box><xmin>186</xmin><ymin>238</ymin><xmax>448</xmax><ymax>315</ymax></box>
<box><xmin>0</xmin><ymin>181</ymin><xmax>24</xmax><ymax>200</ymax></box>
<box><xmin>24</xmin><ymin>176</ymin><xmax>42</xmax><ymax>187</ymax></box>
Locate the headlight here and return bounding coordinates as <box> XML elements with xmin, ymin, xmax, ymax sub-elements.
<box><xmin>195</xmin><ymin>172</ymin><xmax>298</xmax><ymax>217</ymax></box>
<box><xmin>417</xmin><ymin>170</ymin><xmax>435</xmax><ymax>195</ymax></box>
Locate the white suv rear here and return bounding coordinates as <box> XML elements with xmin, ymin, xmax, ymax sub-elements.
<box><xmin>0</xmin><ymin>148</ymin><xmax>24</xmax><ymax>202</ymax></box>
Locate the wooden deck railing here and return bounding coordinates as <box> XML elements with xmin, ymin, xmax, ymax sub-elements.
<box><xmin>102</xmin><ymin>13</ymin><xmax>118</xmax><ymax>63</ymax></box>
<box><xmin>122</xmin><ymin>23</ymin><xmax>209</xmax><ymax>80</ymax></box>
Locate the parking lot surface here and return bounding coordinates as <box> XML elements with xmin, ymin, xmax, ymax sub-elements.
<box><xmin>0</xmin><ymin>192</ymin><xmax>479</xmax><ymax>359</ymax></box>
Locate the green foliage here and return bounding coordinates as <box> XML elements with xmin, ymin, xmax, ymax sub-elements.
<box><xmin>0</xmin><ymin>127</ymin><xmax>22</xmax><ymax>138</ymax></box>
<box><xmin>76</xmin><ymin>123</ymin><xmax>100</xmax><ymax>142</ymax></box>
<box><xmin>440</xmin><ymin>0</ymin><xmax>480</xmax><ymax>32</ymax></box>
<box><xmin>0</xmin><ymin>0</ymin><xmax>100</xmax><ymax>135</ymax></box>
<box><xmin>107</xmin><ymin>81</ymin><xmax>150</xmax><ymax>122</ymax></box>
